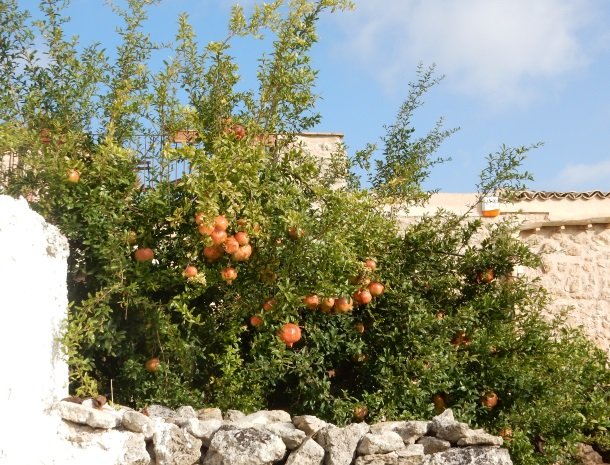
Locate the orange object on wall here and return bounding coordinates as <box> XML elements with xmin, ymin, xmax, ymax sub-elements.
<box><xmin>482</xmin><ymin>196</ymin><xmax>500</xmax><ymax>217</ymax></box>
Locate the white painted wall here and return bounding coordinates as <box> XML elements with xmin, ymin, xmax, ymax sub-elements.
<box><xmin>0</xmin><ymin>195</ymin><xmax>69</xmax><ymax>463</ymax></box>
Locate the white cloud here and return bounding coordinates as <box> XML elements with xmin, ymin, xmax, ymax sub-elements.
<box><xmin>336</xmin><ymin>0</ymin><xmax>604</xmax><ymax>106</ymax></box>
<box><xmin>553</xmin><ymin>160</ymin><xmax>610</xmax><ymax>190</ymax></box>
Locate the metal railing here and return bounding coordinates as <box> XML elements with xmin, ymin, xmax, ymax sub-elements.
<box><xmin>1</xmin><ymin>133</ymin><xmax>193</xmax><ymax>188</ymax></box>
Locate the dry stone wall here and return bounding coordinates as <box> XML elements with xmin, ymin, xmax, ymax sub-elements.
<box><xmin>47</xmin><ymin>401</ymin><xmax>512</xmax><ymax>465</ymax></box>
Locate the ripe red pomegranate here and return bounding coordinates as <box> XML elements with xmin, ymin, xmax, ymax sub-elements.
<box><xmin>288</xmin><ymin>226</ymin><xmax>304</xmax><ymax>240</ymax></box>
<box><xmin>278</xmin><ymin>323</ymin><xmax>301</xmax><ymax>348</ymax></box>
<box><xmin>334</xmin><ymin>297</ymin><xmax>353</xmax><ymax>313</ymax></box>
<box><xmin>353</xmin><ymin>289</ymin><xmax>372</xmax><ymax>305</ymax></box>
<box><xmin>224</xmin><ymin>236</ymin><xmax>240</xmax><ymax>254</ymax></box>
<box><xmin>320</xmin><ymin>297</ymin><xmax>335</xmax><ymax>314</ymax></box>
<box><xmin>302</xmin><ymin>294</ymin><xmax>319</xmax><ymax>310</ymax></box>
<box><xmin>368</xmin><ymin>282</ymin><xmax>385</xmax><ymax>297</ymax></box>
<box><xmin>198</xmin><ymin>224</ymin><xmax>214</xmax><ymax>235</ymax></box>
<box><xmin>221</xmin><ymin>267</ymin><xmax>237</xmax><ymax>284</ymax></box>
<box><xmin>235</xmin><ymin>231</ymin><xmax>249</xmax><ymax>246</ymax></box>
<box><xmin>214</xmin><ymin>215</ymin><xmax>229</xmax><ymax>231</ymax></box>
<box><xmin>364</xmin><ymin>259</ymin><xmax>377</xmax><ymax>271</ymax></box>
<box><xmin>203</xmin><ymin>245</ymin><xmax>223</xmax><ymax>262</ymax></box>
<box><xmin>262</xmin><ymin>298</ymin><xmax>276</xmax><ymax>312</ymax></box>
<box><xmin>232</xmin><ymin>244</ymin><xmax>252</xmax><ymax>262</ymax></box>
<box><xmin>183</xmin><ymin>265</ymin><xmax>198</xmax><ymax>278</ymax></box>
<box><xmin>145</xmin><ymin>357</ymin><xmax>160</xmax><ymax>373</ymax></box>
<box><xmin>134</xmin><ymin>247</ymin><xmax>154</xmax><ymax>262</ymax></box>
<box><xmin>210</xmin><ymin>228</ymin><xmax>227</xmax><ymax>245</ymax></box>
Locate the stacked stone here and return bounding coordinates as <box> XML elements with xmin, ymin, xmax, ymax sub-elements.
<box><xmin>53</xmin><ymin>401</ymin><xmax>511</xmax><ymax>465</ymax></box>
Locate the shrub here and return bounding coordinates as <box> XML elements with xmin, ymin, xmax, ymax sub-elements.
<box><xmin>1</xmin><ymin>1</ymin><xmax>609</xmax><ymax>464</ymax></box>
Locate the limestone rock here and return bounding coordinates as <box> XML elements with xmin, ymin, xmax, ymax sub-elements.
<box><xmin>423</xmin><ymin>446</ymin><xmax>512</xmax><ymax>465</ymax></box>
<box><xmin>357</xmin><ymin>432</ymin><xmax>405</xmax><ymax>455</ymax></box>
<box><xmin>242</xmin><ymin>410</ymin><xmax>292</xmax><ymax>425</ymax></box>
<box><xmin>58</xmin><ymin>420</ymin><xmax>150</xmax><ymax>465</ymax></box>
<box><xmin>397</xmin><ymin>422</ymin><xmax>431</xmax><ymax>444</ymax></box>
<box><xmin>370</xmin><ymin>421</ymin><xmax>429</xmax><ymax>445</ymax></box>
<box><xmin>429</xmin><ymin>410</ymin><xmax>470</xmax><ymax>444</ymax></box>
<box><xmin>224</xmin><ymin>409</ymin><xmax>245</xmax><ymax>421</ymax></box>
<box><xmin>265</xmin><ymin>421</ymin><xmax>307</xmax><ymax>449</ymax></box>
<box><xmin>293</xmin><ymin>415</ymin><xmax>330</xmax><ymax>436</ymax></box>
<box><xmin>354</xmin><ymin>453</ymin><xmax>424</xmax><ymax>465</ymax></box>
<box><xmin>397</xmin><ymin>445</ymin><xmax>425</xmax><ymax>457</ymax></box>
<box><xmin>316</xmin><ymin>422</ymin><xmax>370</xmax><ymax>465</ymax></box>
<box><xmin>177</xmin><ymin>405</ymin><xmax>197</xmax><ymax>418</ymax></box>
<box><xmin>416</xmin><ymin>437</ymin><xmax>451</xmax><ymax>454</ymax></box>
<box><xmin>105</xmin><ymin>405</ymin><xmax>130</xmax><ymax>427</ymax></box>
<box><xmin>173</xmin><ymin>406</ymin><xmax>198</xmax><ymax>427</ymax></box>
<box><xmin>202</xmin><ymin>425</ymin><xmax>286</xmax><ymax>465</ymax></box>
<box><xmin>576</xmin><ymin>443</ymin><xmax>607</xmax><ymax>465</ymax></box>
<box><xmin>153</xmin><ymin>422</ymin><xmax>203</xmax><ymax>465</ymax></box>
<box><xmin>144</xmin><ymin>404</ymin><xmax>179</xmax><ymax>424</ymax></box>
<box><xmin>122</xmin><ymin>410</ymin><xmax>155</xmax><ymax>440</ymax></box>
<box><xmin>55</xmin><ymin>400</ymin><xmax>117</xmax><ymax>429</ymax></box>
<box><xmin>185</xmin><ymin>418</ymin><xmax>223</xmax><ymax>446</ymax></box>
<box><xmin>370</xmin><ymin>422</ymin><xmax>405</xmax><ymax>435</ymax></box>
<box><xmin>285</xmin><ymin>437</ymin><xmax>326</xmax><ymax>465</ymax></box>
<box><xmin>198</xmin><ymin>407</ymin><xmax>224</xmax><ymax>421</ymax></box>
<box><xmin>456</xmin><ymin>429</ymin><xmax>503</xmax><ymax>447</ymax></box>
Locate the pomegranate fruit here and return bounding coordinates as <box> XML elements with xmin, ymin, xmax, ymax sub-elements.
<box><xmin>183</xmin><ymin>265</ymin><xmax>198</xmax><ymax>278</ymax></box>
<box><xmin>320</xmin><ymin>297</ymin><xmax>335</xmax><ymax>313</ymax></box>
<box><xmin>334</xmin><ymin>297</ymin><xmax>353</xmax><ymax>313</ymax></box>
<box><xmin>221</xmin><ymin>267</ymin><xmax>237</xmax><ymax>284</ymax></box>
<box><xmin>481</xmin><ymin>392</ymin><xmax>499</xmax><ymax>409</ymax></box>
<box><xmin>262</xmin><ymin>298</ymin><xmax>276</xmax><ymax>312</ymax></box>
<box><xmin>433</xmin><ymin>393</ymin><xmax>446</xmax><ymax>413</ymax></box>
<box><xmin>198</xmin><ymin>224</ymin><xmax>214</xmax><ymax>235</ymax></box>
<box><xmin>353</xmin><ymin>289</ymin><xmax>372</xmax><ymax>305</ymax></box>
<box><xmin>278</xmin><ymin>323</ymin><xmax>301</xmax><ymax>348</ymax></box>
<box><xmin>210</xmin><ymin>228</ymin><xmax>227</xmax><ymax>245</ymax></box>
<box><xmin>353</xmin><ymin>405</ymin><xmax>368</xmax><ymax>421</ymax></box>
<box><xmin>66</xmin><ymin>169</ymin><xmax>80</xmax><ymax>183</ymax></box>
<box><xmin>288</xmin><ymin>226</ymin><xmax>303</xmax><ymax>240</ymax></box>
<box><xmin>214</xmin><ymin>215</ymin><xmax>229</xmax><ymax>231</ymax></box>
<box><xmin>303</xmin><ymin>294</ymin><xmax>319</xmax><ymax>310</ymax></box>
<box><xmin>134</xmin><ymin>247</ymin><xmax>154</xmax><ymax>262</ymax></box>
<box><xmin>232</xmin><ymin>244</ymin><xmax>252</xmax><ymax>262</ymax></box>
<box><xmin>224</xmin><ymin>236</ymin><xmax>239</xmax><ymax>254</ymax></box>
<box><xmin>145</xmin><ymin>358</ymin><xmax>160</xmax><ymax>373</ymax></box>
<box><xmin>368</xmin><ymin>282</ymin><xmax>385</xmax><ymax>297</ymax></box>
<box><xmin>235</xmin><ymin>231</ymin><xmax>249</xmax><ymax>246</ymax></box>
<box><xmin>203</xmin><ymin>245</ymin><xmax>223</xmax><ymax>262</ymax></box>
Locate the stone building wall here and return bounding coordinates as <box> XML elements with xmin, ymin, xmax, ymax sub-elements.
<box><xmin>521</xmin><ymin>223</ymin><xmax>610</xmax><ymax>355</ymax></box>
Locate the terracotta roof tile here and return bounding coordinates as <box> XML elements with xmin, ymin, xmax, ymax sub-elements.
<box><xmin>516</xmin><ymin>191</ymin><xmax>610</xmax><ymax>201</ymax></box>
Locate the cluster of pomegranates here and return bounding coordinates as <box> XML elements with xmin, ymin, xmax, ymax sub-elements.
<box><xmin>248</xmin><ymin>260</ymin><xmax>386</xmax><ymax>349</ymax></box>
<box><xmin>299</xmin><ymin>259</ymin><xmax>385</xmax><ymax>315</ymax></box>
<box><xmin>195</xmin><ymin>213</ymin><xmax>252</xmax><ymax>285</ymax></box>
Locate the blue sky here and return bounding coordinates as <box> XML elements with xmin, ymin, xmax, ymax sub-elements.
<box><xmin>38</xmin><ymin>0</ymin><xmax>610</xmax><ymax>192</ymax></box>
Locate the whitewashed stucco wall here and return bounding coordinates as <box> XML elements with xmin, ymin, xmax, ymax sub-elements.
<box><xmin>0</xmin><ymin>195</ymin><xmax>70</xmax><ymax>463</ymax></box>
